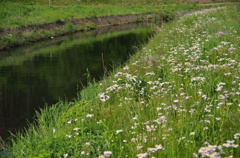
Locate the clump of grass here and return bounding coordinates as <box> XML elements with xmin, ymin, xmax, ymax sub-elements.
<box><xmin>65</xmin><ymin>22</ymin><xmax>75</xmax><ymax>33</ymax></box>
<box><xmin>6</xmin><ymin>5</ymin><xmax>240</xmax><ymax>158</ymax></box>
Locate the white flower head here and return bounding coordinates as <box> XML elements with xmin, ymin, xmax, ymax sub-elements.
<box><xmin>73</xmin><ymin>127</ymin><xmax>80</xmax><ymax>131</ymax></box>
<box><xmin>137</xmin><ymin>153</ymin><xmax>148</xmax><ymax>158</ymax></box>
<box><xmin>190</xmin><ymin>132</ymin><xmax>196</xmax><ymax>136</ymax></box>
<box><xmin>86</xmin><ymin>113</ymin><xmax>94</xmax><ymax>118</ymax></box>
<box><xmin>234</xmin><ymin>133</ymin><xmax>240</xmax><ymax>139</ymax></box>
<box><xmin>104</xmin><ymin>151</ymin><xmax>112</xmax><ymax>157</ymax></box>
<box><xmin>116</xmin><ymin>129</ymin><xmax>123</xmax><ymax>134</ymax></box>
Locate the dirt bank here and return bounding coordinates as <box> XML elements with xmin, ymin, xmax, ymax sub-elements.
<box><xmin>0</xmin><ymin>11</ymin><xmax>190</xmax><ymax>51</ymax></box>
<box><xmin>0</xmin><ymin>13</ymin><xmax>171</xmax><ymax>35</ymax></box>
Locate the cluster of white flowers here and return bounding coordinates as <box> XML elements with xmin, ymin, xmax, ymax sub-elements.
<box><xmin>88</xmin><ymin>6</ymin><xmax>240</xmax><ymax>157</ymax></box>
<box><xmin>198</xmin><ymin>138</ymin><xmax>239</xmax><ymax>158</ymax></box>
<box><xmin>98</xmin><ymin>92</ymin><xmax>110</xmax><ymax>102</ymax></box>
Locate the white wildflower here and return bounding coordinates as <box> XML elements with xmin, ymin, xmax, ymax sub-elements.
<box><xmin>190</xmin><ymin>132</ymin><xmax>196</xmax><ymax>136</ymax></box>
<box><xmin>155</xmin><ymin>144</ymin><xmax>164</xmax><ymax>150</ymax></box>
<box><xmin>234</xmin><ymin>133</ymin><xmax>240</xmax><ymax>139</ymax></box>
<box><xmin>73</xmin><ymin>127</ymin><xmax>80</xmax><ymax>131</ymax></box>
<box><xmin>86</xmin><ymin>113</ymin><xmax>94</xmax><ymax>118</ymax></box>
<box><xmin>137</xmin><ymin>153</ymin><xmax>148</xmax><ymax>158</ymax></box>
<box><xmin>67</xmin><ymin>120</ymin><xmax>72</xmax><ymax>124</ymax></box>
<box><xmin>116</xmin><ymin>129</ymin><xmax>123</xmax><ymax>134</ymax></box>
<box><xmin>103</xmin><ymin>151</ymin><xmax>112</xmax><ymax>157</ymax></box>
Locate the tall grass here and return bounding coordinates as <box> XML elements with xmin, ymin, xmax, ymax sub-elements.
<box><xmin>6</xmin><ymin>5</ymin><xmax>240</xmax><ymax>158</ymax></box>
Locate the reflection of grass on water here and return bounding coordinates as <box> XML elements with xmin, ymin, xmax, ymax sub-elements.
<box><xmin>0</xmin><ymin>26</ymin><xmax>152</xmax><ymax>67</ymax></box>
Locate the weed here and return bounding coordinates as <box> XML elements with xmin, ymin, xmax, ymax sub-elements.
<box><xmin>65</xmin><ymin>22</ymin><xmax>75</xmax><ymax>33</ymax></box>
<box><xmin>86</xmin><ymin>22</ymin><xmax>96</xmax><ymax>30</ymax></box>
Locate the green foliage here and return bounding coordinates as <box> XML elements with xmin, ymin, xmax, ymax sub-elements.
<box><xmin>65</xmin><ymin>22</ymin><xmax>75</xmax><ymax>32</ymax></box>
<box><xmin>86</xmin><ymin>22</ymin><xmax>96</xmax><ymax>30</ymax></box>
<box><xmin>0</xmin><ymin>2</ymin><xmax>224</xmax><ymax>30</ymax></box>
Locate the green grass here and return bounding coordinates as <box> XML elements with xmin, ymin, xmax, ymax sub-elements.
<box><xmin>0</xmin><ymin>3</ymin><xmax>151</xmax><ymax>29</ymax></box>
<box><xmin>0</xmin><ymin>1</ymin><xmax>229</xmax><ymax>50</ymax></box>
<box><xmin>2</xmin><ymin>0</ymin><xmax>238</xmax><ymax>5</ymax></box>
<box><xmin>0</xmin><ymin>2</ymin><xmax>220</xmax><ymax>29</ymax></box>
<box><xmin>0</xmin><ymin>0</ymin><xmax>205</xmax><ymax>5</ymax></box>
<box><xmin>5</xmin><ymin>4</ymin><xmax>240</xmax><ymax>158</ymax></box>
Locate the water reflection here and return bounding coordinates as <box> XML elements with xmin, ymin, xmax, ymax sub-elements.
<box><xmin>0</xmin><ymin>21</ymin><xmax>159</xmax><ymax>140</ymax></box>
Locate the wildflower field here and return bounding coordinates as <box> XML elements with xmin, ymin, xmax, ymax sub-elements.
<box><xmin>7</xmin><ymin>5</ymin><xmax>240</xmax><ymax>158</ymax></box>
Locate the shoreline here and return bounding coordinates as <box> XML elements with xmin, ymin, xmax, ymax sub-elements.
<box><xmin>0</xmin><ymin>9</ymin><xmax>200</xmax><ymax>51</ymax></box>
<box><xmin>0</xmin><ymin>12</ymin><xmax>173</xmax><ymax>51</ymax></box>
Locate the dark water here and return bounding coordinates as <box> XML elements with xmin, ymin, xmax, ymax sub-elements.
<box><xmin>0</xmin><ymin>22</ymin><xmax>158</xmax><ymax>140</ymax></box>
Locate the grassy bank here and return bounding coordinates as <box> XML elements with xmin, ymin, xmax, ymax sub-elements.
<box><xmin>5</xmin><ymin>4</ymin><xmax>240</xmax><ymax>158</ymax></box>
<box><xmin>0</xmin><ymin>1</ymin><xmax>230</xmax><ymax>50</ymax></box>
<box><xmin>0</xmin><ymin>3</ymin><xmax>162</xmax><ymax>29</ymax></box>
<box><xmin>0</xmin><ymin>2</ymin><xmax>229</xmax><ymax>29</ymax></box>
<box><xmin>0</xmin><ymin>3</ymin><xmax>170</xmax><ymax>50</ymax></box>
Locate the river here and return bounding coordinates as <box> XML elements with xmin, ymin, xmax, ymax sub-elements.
<box><xmin>0</xmin><ymin>21</ymin><xmax>160</xmax><ymax>140</ymax></box>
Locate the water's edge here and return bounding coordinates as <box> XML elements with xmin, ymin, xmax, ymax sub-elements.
<box><xmin>0</xmin><ymin>21</ymin><xmax>158</xmax><ymax>144</ymax></box>
<box><xmin>0</xmin><ymin>12</ymin><xmax>176</xmax><ymax>51</ymax></box>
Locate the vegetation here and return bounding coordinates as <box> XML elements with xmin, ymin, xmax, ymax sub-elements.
<box><xmin>0</xmin><ymin>2</ymin><xmax>228</xmax><ymax>29</ymax></box>
<box><xmin>4</xmin><ymin>4</ymin><xmax>240</xmax><ymax>158</ymax></box>
<box><xmin>0</xmin><ymin>0</ymin><xmax>228</xmax><ymax>5</ymax></box>
<box><xmin>0</xmin><ymin>0</ymin><xmax>231</xmax><ymax>50</ymax></box>
<box><xmin>0</xmin><ymin>3</ymin><xmax>155</xmax><ymax>29</ymax></box>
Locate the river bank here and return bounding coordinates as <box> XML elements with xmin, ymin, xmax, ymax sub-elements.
<box><xmin>0</xmin><ymin>22</ymin><xmax>156</xmax><ymax>142</ymax></box>
<box><xmin>0</xmin><ymin>2</ymin><xmax>230</xmax><ymax>51</ymax></box>
<box><xmin>0</xmin><ymin>12</ymin><xmax>172</xmax><ymax>51</ymax></box>
<box><xmin>3</xmin><ymin>4</ymin><xmax>239</xmax><ymax>157</ymax></box>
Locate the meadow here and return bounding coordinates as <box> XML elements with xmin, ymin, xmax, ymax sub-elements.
<box><xmin>4</xmin><ymin>4</ymin><xmax>240</xmax><ymax>158</ymax></box>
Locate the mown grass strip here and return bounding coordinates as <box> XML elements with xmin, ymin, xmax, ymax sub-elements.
<box><xmin>6</xmin><ymin>5</ymin><xmax>240</xmax><ymax>158</ymax></box>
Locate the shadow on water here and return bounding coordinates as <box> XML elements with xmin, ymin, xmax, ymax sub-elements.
<box><xmin>0</xmin><ymin>21</ymin><xmax>162</xmax><ymax>141</ymax></box>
